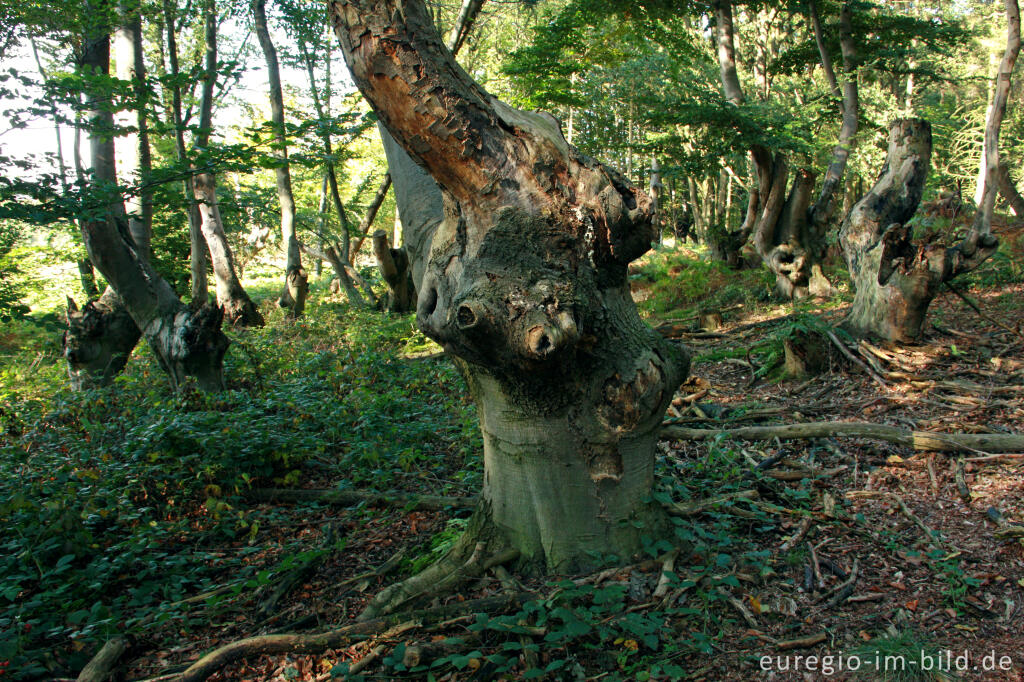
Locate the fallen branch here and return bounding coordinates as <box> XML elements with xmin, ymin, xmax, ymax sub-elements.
<box><xmin>177</xmin><ymin>592</ymin><xmax>526</xmax><ymax>682</ymax></box>
<box><xmin>826</xmin><ymin>330</ymin><xmax>889</xmax><ymax>387</ymax></box>
<box><xmin>249</xmin><ymin>488</ymin><xmax>476</xmax><ymax>512</ymax></box>
<box><xmin>665</xmin><ymin>490</ymin><xmax>759</xmax><ymax>517</ymax></box>
<box><xmin>661</xmin><ymin>421</ymin><xmax>1024</xmax><ymax>454</ymax></box>
<box><xmin>816</xmin><ymin>559</ymin><xmax>859</xmax><ymax>610</ymax></box>
<box><xmin>780</xmin><ymin>518</ymin><xmax>813</xmax><ymax>552</ymax></box>
<box><xmin>944</xmin><ymin>280</ymin><xmax>1024</xmax><ymax>342</ymax></box>
<box><xmin>776</xmin><ymin>632</ymin><xmax>827</xmax><ymax>650</ymax></box>
<box><xmin>954</xmin><ymin>458</ymin><xmax>972</xmax><ymax>504</ymax></box>
<box><xmin>986</xmin><ymin>506</ymin><xmax>1024</xmax><ymax>541</ymax></box>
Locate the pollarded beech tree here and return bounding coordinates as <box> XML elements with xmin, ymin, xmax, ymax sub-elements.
<box><xmin>77</xmin><ymin>8</ymin><xmax>230</xmax><ymax>392</ymax></box>
<box><xmin>329</xmin><ymin>0</ymin><xmax>689</xmax><ymax>615</ymax></box>
<box><xmin>839</xmin><ymin>0</ymin><xmax>1018</xmax><ymax>342</ymax></box>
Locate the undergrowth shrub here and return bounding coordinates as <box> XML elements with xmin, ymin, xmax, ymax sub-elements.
<box><xmin>0</xmin><ymin>300</ymin><xmax>479</xmax><ymax>678</ymax></box>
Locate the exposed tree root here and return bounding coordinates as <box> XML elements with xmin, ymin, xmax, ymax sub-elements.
<box><xmin>248</xmin><ymin>488</ymin><xmax>476</xmax><ymax>511</ymax></box>
<box><xmin>661</xmin><ymin>421</ymin><xmax>1024</xmax><ymax>454</ymax></box>
<box><xmin>358</xmin><ymin>530</ymin><xmax>519</xmax><ymax>621</ymax></box>
<box><xmin>76</xmin><ymin>636</ymin><xmax>127</xmax><ymax>682</ymax></box>
<box><xmin>176</xmin><ymin>593</ymin><xmax>527</xmax><ymax>682</ymax></box>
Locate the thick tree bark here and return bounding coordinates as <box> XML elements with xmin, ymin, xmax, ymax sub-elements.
<box><xmin>331</xmin><ymin>0</ymin><xmax>688</xmax><ymax>572</ymax></box>
<box><xmin>78</xmin><ymin>24</ymin><xmax>229</xmax><ymax>392</ymax></box>
<box><xmin>254</xmin><ymin>0</ymin><xmax>307</xmax><ymax>317</ymax></box>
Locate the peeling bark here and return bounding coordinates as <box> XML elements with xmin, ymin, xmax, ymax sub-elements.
<box><xmin>331</xmin><ymin>0</ymin><xmax>688</xmax><ymax>571</ymax></box>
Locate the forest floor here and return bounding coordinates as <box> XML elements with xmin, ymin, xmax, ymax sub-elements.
<box><xmin>138</xmin><ymin>285</ymin><xmax>1024</xmax><ymax>681</ymax></box>
<box><xmin>3</xmin><ymin>245</ymin><xmax>1024</xmax><ymax>681</ymax></box>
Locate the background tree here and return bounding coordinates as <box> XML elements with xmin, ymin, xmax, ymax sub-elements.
<box><xmin>254</xmin><ymin>0</ymin><xmax>307</xmax><ymax>317</ymax></box>
<box><xmin>840</xmin><ymin>0</ymin><xmax>1019</xmax><ymax>341</ymax></box>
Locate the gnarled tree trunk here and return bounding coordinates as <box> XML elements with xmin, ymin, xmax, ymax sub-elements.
<box><xmin>840</xmin><ymin>120</ymin><xmax>935</xmax><ymax>341</ymax></box>
<box><xmin>331</xmin><ymin>0</ymin><xmax>688</xmax><ymax>577</ymax></box>
<box><xmin>711</xmin><ymin>0</ymin><xmax>859</xmax><ymax>298</ymax></box>
<box><xmin>64</xmin><ymin>291</ymin><xmax>140</xmax><ymax>390</ymax></box>
<box><xmin>63</xmin><ymin>2</ymin><xmax>149</xmax><ymax>389</ymax></box>
<box><xmin>78</xmin><ymin>21</ymin><xmax>229</xmax><ymax>392</ymax></box>
<box><xmin>841</xmin><ymin>0</ymin><xmax>1017</xmax><ymax>341</ymax></box>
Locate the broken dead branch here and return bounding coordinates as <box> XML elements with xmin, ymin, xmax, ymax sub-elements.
<box><xmin>76</xmin><ymin>636</ymin><xmax>127</xmax><ymax>682</ymax></box>
<box><xmin>845</xmin><ymin>491</ymin><xmax>956</xmax><ymax>551</ymax></box>
<box><xmin>661</xmin><ymin>421</ymin><xmax>1024</xmax><ymax>454</ymax></box>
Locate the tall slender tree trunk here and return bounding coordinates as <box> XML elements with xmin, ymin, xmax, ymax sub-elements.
<box><xmin>114</xmin><ymin>0</ymin><xmax>152</xmax><ymax>261</ymax></box>
<box><xmin>297</xmin><ymin>37</ymin><xmax>368</xmax><ymax>307</ymax></box>
<box><xmin>77</xmin><ymin>18</ymin><xmax>228</xmax><ymax>391</ymax></box>
<box><xmin>162</xmin><ymin>0</ymin><xmax>207</xmax><ymax>302</ymax></box>
<box><xmin>330</xmin><ymin>0</ymin><xmax>688</xmax><ymax>590</ymax></box>
<box><xmin>186</xmin><ymin>0</ymin><xmax>263</xmax><ymax>325</ymax></box>
<box><xmin>254</xmin><ymin>0</ymin><xmax>307</xmax><ymax>317</ymax></box>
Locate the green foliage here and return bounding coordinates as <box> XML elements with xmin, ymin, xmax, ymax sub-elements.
<box><xmin>630</xmin><ymin>246</ymin><xmax>775</xmax><ymax>320</ymax></box>
<box><xmin>846</xmin><ymin>627</ymin><xmax>954</xmax><ymax>682</ymax></box>
<box><xmin>0</xmin><ymin>221</ymin><xmax>29</xmax><ymax>320</ymax></box>
<box><xmin>0</xmin><ymin>301</ymin><xmax>479</xmax><ymax>678</ymax></box>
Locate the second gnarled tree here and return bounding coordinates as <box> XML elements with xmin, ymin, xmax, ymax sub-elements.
<box><xmin>330</xmin><ymin>0</ymin><xmax>688</xmax><ymax>615</ymax></box>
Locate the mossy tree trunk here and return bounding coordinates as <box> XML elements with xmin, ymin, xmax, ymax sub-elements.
<box><xmin>330</xmin><ymin>0</ymin><xmax>688</xmax><ymax>572</ymax></box>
